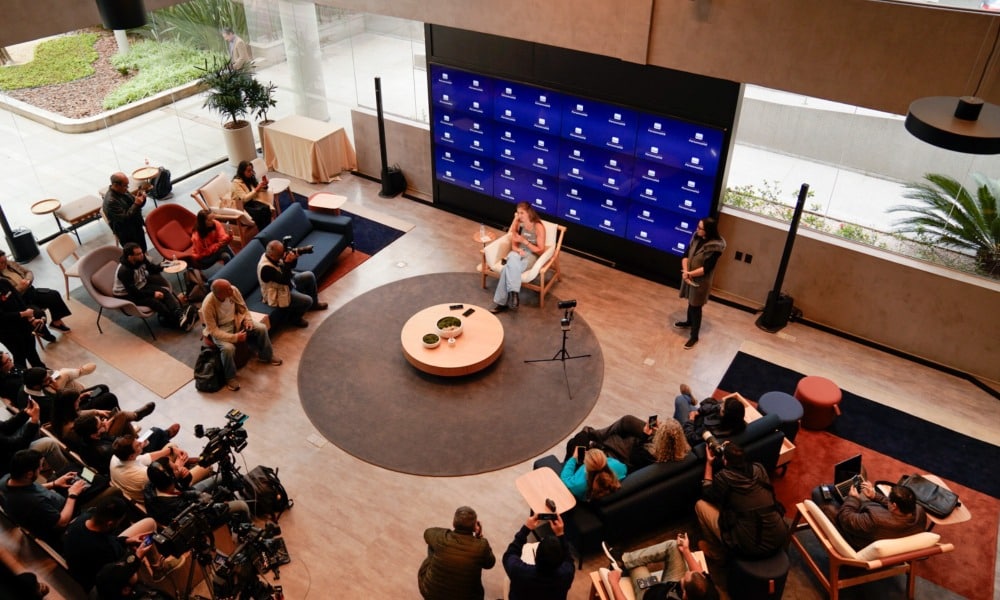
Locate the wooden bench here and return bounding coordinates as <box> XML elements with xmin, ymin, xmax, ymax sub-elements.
<box><xmin>55</xmin><ymin>194</ymin><xmax>103</xmax><ymax>244</ymax></box>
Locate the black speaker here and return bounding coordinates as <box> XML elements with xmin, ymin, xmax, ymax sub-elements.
<box><xmin>756</xmin><ymin>291</ymin><xmax>794</xmax><ymax>333</ymax></box>
<box><xmin>383</xmin><ymin>165</ymin><xmax>406</xmax><ymax>196</ymax></box>
<box><xmin>6</xmin><ymin>228</ymin><xmax>39</xmax><ymax>262</ymax></box>
<box><xmin>95</xmin><ymin>0</ymin><xmax>147</xmax><ymax>30</ymax></box>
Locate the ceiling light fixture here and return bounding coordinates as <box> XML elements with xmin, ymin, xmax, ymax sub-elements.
<box><xmin>905</xmin><ymin>96</ymin><xmax>1000</xmax><ymax>154</ymax></box>
<box><xmin>95</xmin><ymin>0</ymin><xmax>147</xmax><ymax>31</ymax></box>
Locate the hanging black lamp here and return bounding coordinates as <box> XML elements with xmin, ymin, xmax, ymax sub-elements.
<box><xmin>905</xmin><ymin>96</ymin><xmax>1000</xmax><ymax>155</ymax></box>
<box><xmin>95</xmin><ymin>0</ymin><xmax>147</xmax><ymax>30</ymax></box>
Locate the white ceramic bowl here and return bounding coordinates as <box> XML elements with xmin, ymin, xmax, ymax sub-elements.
<box><xmin>435</xmin><ymin>316</ymin><xmax>464</xmax><ymax>339</ymax></box>
<box><xmin>422</xmin><ymin>333</ymin><xmax>441</xmax><ymax>349</ymax></box>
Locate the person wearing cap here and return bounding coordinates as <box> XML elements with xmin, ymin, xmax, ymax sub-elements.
<box><xmin>502</xmin><ymin>513</ymin><xmax>574</xmax><ymax>599</ymax></box>
<box><xmin>0</xmin><ymin>248</ymin><xmax>72</xmax><ymax>333</ymax></box>
<box><xmin>560</xmin><ymin>448</ymin><xmax>627</xmax><ymax>501</ymax></box>
<box><xmin>418</xmin><ymin>506</ymin><xmax>496</xmax><ymax>600</ymax></box>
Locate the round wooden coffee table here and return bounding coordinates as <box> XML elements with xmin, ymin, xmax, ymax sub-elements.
<box><xmin>401</xmin><ymin>304</ymin><xmax>504</xmax><ymax>376</ymax></box>
<box><xmin>307</xmin><ymin>192</ymin><xmax>347</xmax><ymax>214</ymax></box>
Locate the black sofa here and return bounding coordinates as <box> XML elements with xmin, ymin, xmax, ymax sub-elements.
<box><xmin>210</xmin><ymin>202</ymin><xmax>353</xmax><ymax>323</ymax></box>
<box><xmin>533</xmin><ymin>413</ymin><xmax>786</xmax><ymax>554</ymax></box>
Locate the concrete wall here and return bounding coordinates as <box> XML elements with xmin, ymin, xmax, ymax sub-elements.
<box><xmin>714</xmin><ymin>210</ymin><xmax>1000</xmax><ymax>381</ymax></box>
<box><xmin>350</xmin><ymin>109</ymin><xmax>432</xmax><ymax>201</ymax></box>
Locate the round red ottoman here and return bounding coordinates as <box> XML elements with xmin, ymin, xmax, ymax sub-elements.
<box><xmin>794</xmin><ymin>375</ymin><xmax>842</xmax><ymax>430</ymax></box>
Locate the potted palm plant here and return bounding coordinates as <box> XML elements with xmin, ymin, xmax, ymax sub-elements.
<box><xmin>246</xmin><ymin>78</ymin><xmax>278</xmax><ymax>143</ymax></box>
<box><xmin>198</xmin><ymin>57</ymin><xmax>257</xmax><ymax>165</ymax></box>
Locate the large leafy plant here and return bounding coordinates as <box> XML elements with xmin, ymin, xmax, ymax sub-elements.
<box><xmin>197</xmin><ymin>57</ymin><xmax>255</xmax><ymax>128</ymax></box>
<box><xmin>891</xmin><ymin>173</ymin><xmax>1000</xmax><ymax>276</ymax></box>
<box><xmin>144</xmin><ymin>0</ymin><xmax>247</xmax><ymax>51</ymax></box>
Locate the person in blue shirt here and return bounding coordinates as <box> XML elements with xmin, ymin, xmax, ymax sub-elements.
<box><xmin>560</xmin><ymin>448</ymin><xmax>627</xmax><ymax>501</ymax></box>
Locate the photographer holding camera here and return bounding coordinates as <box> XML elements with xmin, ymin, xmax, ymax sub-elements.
<box><xmin>257</xmin><ymin>239</ymin><xmax>327</xmax><ymax>329</ymax></box>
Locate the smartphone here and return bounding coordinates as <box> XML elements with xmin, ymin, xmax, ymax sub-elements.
<box><xmin>637</xmin><ymin>575</ymin><xmax>660</xmax><ymax>589</ymax></box>
<box><xmin>545</xmin><ymin>498</ymin><xmax>557</xmax><ymax>512</ymax></box>
<box><xmin>575</xmin><ymin>446</ymin><xmax>586</xmax><ymax>463</ymax></box>
<box><xmin>853</xmin><ymin>474</ymin><xmax>864</xmax><ymax>492</ymax></box>
<box><xmin>537</xmin><ymin>513</ymin><xmax>558</xmax><ymax>521</ymax></box>
<box><xmin>462</xmin><ymin>308</ymin><xmax>476</xmax><ymax>317</ymax></box>
<box><xmin>821</xmin><ymin>485</ymin><xmax>833</xmax><ymax>502</ymax></box>
<box><xmin>142</xmin><ymin>534</ymin><xmax>153</xmax><ymax>547</ymax></box>
<box><xmin>648</xmin><ymin>414</ymin><xmax>658</xmax><ymax>428</ymax></box>
<box><xmin>138</xmin><ymin>429</ymin><xmax>154</xmax><ymax>444</ymax></box>
<box><xmin>80</xmin><ymin>466</ymin><xmax>96</xmax><ymax>484</ymax></box>
<box><xmin>449</xmin><ymin>304</ymin><xmax>464</xmax><ymax>310</ymax></box>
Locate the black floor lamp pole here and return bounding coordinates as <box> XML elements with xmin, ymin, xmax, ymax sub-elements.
<box><xmin>756</xmin><ymin>183</ymin><xmax>809</xmax><ymax>333</ymax></box>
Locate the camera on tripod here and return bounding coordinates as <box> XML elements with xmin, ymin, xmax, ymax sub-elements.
<box><xmin>196</xmin><ymin>408</ymin><xmax>249</xmax><ymax>468</ymax></box>
<box><xmin>701</xmin><ymin>431</ymin><xmax>730</xmax><ymax>456</ymax></box>
<box><xmin>152</xmin><ymin>492</ymin><xmax>234</xmax><ymax>557</ymax></box>
<box><xmin>212</xmin><ymin>521</ymin><xmax>290</xmax><ymax>599</ymax></box>
<box><xmin>281</xmin><ymin>235</ymin><xmax>314</xmax><ymax>255</ymax></box>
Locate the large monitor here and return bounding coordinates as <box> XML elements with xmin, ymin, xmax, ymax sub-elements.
<box><xmin>430</xmin><ymin>64</ymin><xmax>727</xmax><ymax>256</ymax></box>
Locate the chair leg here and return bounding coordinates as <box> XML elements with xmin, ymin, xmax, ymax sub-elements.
<box><xmin>63</xmin><ymin>275</ymin><xmax>70</xmax><ymax>301</ymax></box>
<box><xmin>141</xmin><ymin>317</ymin><xmax>157</xmax><ymax>341</ymax></box>
<box><xmin>96</xmin><ymin>307</ymin><xmax>105</xmax><ymax>334</ymax></box>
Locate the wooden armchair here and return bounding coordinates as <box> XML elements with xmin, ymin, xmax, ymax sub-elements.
<box><xmin>477</xmin><ymin>220</ymin><xmax>566</xmax><ymax>308</ymax></box>
<box><xmin>191</xmin><ymin>172</ymin><xmax>256</xmax><ymax>250</ymax></box>
<box><xmin>789</xmin><ymin>500</ymin><xmax>954</xmax><ymax>600</ymax></box>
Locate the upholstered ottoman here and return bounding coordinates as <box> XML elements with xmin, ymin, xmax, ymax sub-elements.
<box><xmin>795</xmin><ymin>376</ymin><xmax>842</xmax><ymax>430</ymax></box>
<box><xmin>730</xmin><ymin>550</ymin><xmax>790</xmax><ymax>599</ymax></box>
<box><xmin>758</xmin><ymin>391</ymin><xmax>804</xmax><ymax>442</ymax></box>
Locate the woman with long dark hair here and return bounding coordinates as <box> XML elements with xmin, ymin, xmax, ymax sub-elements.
<box><xmin>231</xmin><ymin>160</ymin><xmax>274</xmax><ymax>231</ymax></box>
<box><xmin>191</xmin><ymin>209</ymin><xmax>234</xmax><ymax>269</ymax></box>
<box><xmin>675</xmin><ymin>216</ymin><xmax>726</xmax><ymax>349</ymax></box>
<box><xmin>489</xmin><ymin>202</ymin><xmax>546</xmax><ymax>312</ymax></box>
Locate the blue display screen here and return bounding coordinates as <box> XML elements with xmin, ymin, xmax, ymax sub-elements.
<box><xmin>431</xmin><ymin>64</ymin><xmax>725</xmax><ymax>254</ymax></box>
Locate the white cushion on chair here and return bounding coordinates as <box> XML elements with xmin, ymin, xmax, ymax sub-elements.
<box><xmin>856</xmin><ymin>531</ymin><xmax>941</xmax><ymax>561</ymax></box>
<box><xmin>197</xmin><ymin>173</ymin><xmax>233</xmax><ymax>209</ymax></box>
<box><xmin>804</xmin><ymin>500</ymin><xmax>858</xmax><ymax>559</ymax></box>
<box><xmin>481</xmin><ymin>220</ymin><xmax>558</xmax><ymax>283</ymax></box>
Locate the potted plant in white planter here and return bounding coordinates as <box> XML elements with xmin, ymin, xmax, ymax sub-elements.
<box><xmin>198</xmin><ymin>58</ymin><xmax>257</xmax><ymax>165</ymax></box>
<box><xmin>246</xmin><ymin>78</ymin><xmax>278</xmax><ymax>143</ymax></box>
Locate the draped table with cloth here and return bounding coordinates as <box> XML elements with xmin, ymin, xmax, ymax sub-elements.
<box><xmin>261</xmin><ymin>115</ymin><xmax>358</xmax><ymax>183</ymax></box>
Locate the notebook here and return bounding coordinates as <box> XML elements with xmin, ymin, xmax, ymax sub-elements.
<box><xmin>832</xmin><ymin>454</ymin><xmax>863</xmax><ymax>502</ymax></box>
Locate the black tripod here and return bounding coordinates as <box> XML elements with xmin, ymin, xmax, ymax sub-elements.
<box><xmin>525</xmin><ymin>306</ymin><xmax>590</xmax><ymax>364</ymax></box>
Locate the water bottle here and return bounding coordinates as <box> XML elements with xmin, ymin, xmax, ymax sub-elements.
<box><xmin>479</xmin><ymin>223</ymin><xmax>486</xmax><ymax>241</ymax></box>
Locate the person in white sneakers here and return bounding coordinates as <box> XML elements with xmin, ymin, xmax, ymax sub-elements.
<box><xmin>601</xmin><ymin>532</ymin><xmax>718</xmax><ymax>600</ymax></box>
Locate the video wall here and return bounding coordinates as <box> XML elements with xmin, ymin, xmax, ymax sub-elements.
<box><xmin>430</xmin><ymin>64</ymin><xmax>725</xmax><ymax>256</ymax></box>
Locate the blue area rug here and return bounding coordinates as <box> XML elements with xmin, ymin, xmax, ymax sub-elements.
<box><xmin>285</xmin><ymin>192</ymin><xmax>405</xmax><ymax>255</ymax></box>
<box><xmin>717</xmin><ymin>351</ymin><xmax>1000</xmax><ymax>498</ymax></box>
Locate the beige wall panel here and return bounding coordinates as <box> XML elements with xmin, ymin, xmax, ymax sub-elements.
<box><xmin>648</xmin><ymin>0</ymin><xmax>999</xmax><ymax>115</ymax></box>
<box><xmin>323</xmin><ymin>0</ymin><xmax>654</xmax><ymax>63</ymax></box>
<box><xmin>351</xmin><ymin>109</ymin><xmax>433</xmax><ymax>201</ymax></box>
<box><xmin>714</xmin><ymin>211</ymin><xmax>1000</xmax><ymax>381</ymax></box>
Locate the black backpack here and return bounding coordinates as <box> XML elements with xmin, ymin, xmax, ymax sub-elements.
<box><xmin>194</xmin><ymin>345</ymin><xmax>225</xmax><ymax>392</ymax></box>
<box><xmin>243</xmin><ymin>465</ymin><xmax>292</xmax><ymax>520</ymax></box>
<box><xmin>150</xmin><ymin>167</ymin><xmax>173</xmax><ymax>199</ymax></box>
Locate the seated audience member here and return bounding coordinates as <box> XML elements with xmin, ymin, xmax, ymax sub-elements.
<box><xmin>95</xmin><ymin>548</ymin><xmax>172</xmax><ymax>600</ymax></box>
<box><xmin>103</xmin><ymin>172</ymin><xmax>148</xmax><ymax>251</ymax></box>
<box><xmin>231</xmin><ymin>160</ymin><xmax>274</xmax><ymax>231</ymax></box>
<box><xmin>646</xmin><ymin>418</ymin><xmax>693</xmax><ymax>468</ymax></box>
<box><xmin>0</xmin><ymin>277</ymin><xmax>48</xmax><ymax>369</ymax></box>
<box><xmin>0</xmin><ymin>248</ymin><xmax>72</xmax><ymax>333</ymax></box>
<box><xmin>72</xmin><ymin>415</ymin><xmax>177</xmax><ymax>474</ymax></box>
<box><xmin>51</xmin><ymin>390</ymin><xmax>153</xmax><ymax>446</ymax></box>
<box><xmin>560</xmin><ymin>448</ymin><xmax>626</xmax><ymax>502</ymax></box>
<box><xmin>0</xmin><ymin>449</ymin><xmax>89</xmax><ymax>545</ymax></box>
<box><xmin>695</xmin><ymin>443</ymin><xmax>788</xmax><ymax>561</ymax></box>
<box><xmin>0</xmin><ymin>547</ymin><xmax>49</xmax><ymax>599</ymax></box>
<box><xmin>112</xmin><ymin>243</ymin><xmax>197</xmax><ymax>331</ymax></box>
<box><xmin>191</xmin><ymin>209</ymin><xmax>234</xmax><ymax>269</ymax></box>
<box><xmin>3</xmin><ymin>352</ymin><xmax>107</xmax><ymax>404</ymax></box>
<box><xmin>200</xmin><ymin>279</ymin><xmax>281</xmax><ymax>392</ymax></box>
<box><xmin>418</xmin><ymin>506</ymin><xmax>496</xmax><ymax>600</ymax></box>
<box><xmin>602</xmin><ymin>532</ymin><xmax>719</xmax><ymax>600</ymax></box>
<box><xmin>110</xmin><ymin>434</ymin><xmax>211</xmax><ymax>503</ymax></box>
<box><xmin>816</xmin><ymin>479</ymin><xmax>928</xmax><ymax>550</ymax></box>
<box><xmin>17</xmin><ymin>367</ymin><xmax>121</xmax><ymax>424</ymax></box>
<box><xmin>672</xmin><ymin>383</ymin><xmax>698</xmax><ymax>424</ymax></box>
<box><xmin>0</xmin><ymin>350</ymin><xmax>23</xmax><ymax>401</ymax></box>
<box><xmin>257</xmin><ymin>239</ymin><xmax>327</xmax><ymax>328</ymax></box>
<box><xmin>142</xmin><ymin>459</ymin><xmax>249</xmax><ymax>527</ymax></box>
<box><xmin>488</xmin><ymin>202</ymin><xmax>546</xmax><ymax>313</ymax></box>
<box><xmin>0</xmin><ymin>397</ymin><xmax>71</xmax><ymax>476</ymax></box>
<box><xmin>682</xmin><ymin>396</ymin><xmax>746</xmax><ymax>447</ymax></box>
<box><xmin>567</xmin><ymin>416</ymin><xmax>692</xmax><ymax>471</ymax></box>
<box><xmin>62</xmin><ymin>496</ymin><xmax>163</xmax><ymax>593</ymax></box>
<box><xmin>502</xmin><ymin>513</ymin><xmax>574</xmax><ymax>600</ymax></box>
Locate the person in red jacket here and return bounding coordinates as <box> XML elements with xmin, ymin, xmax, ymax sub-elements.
<box><xmin>190</xmin><ymin>210</ymin><xmax>234</xmax><ymax>270</ymax></box>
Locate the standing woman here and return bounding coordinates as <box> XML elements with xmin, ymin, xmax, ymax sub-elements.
<box><xmin>231</xmin><ymin>160</ymin><xmax>274</xmax><ymax>231</ymax></box>
<box><xmin>489</xmin><ymin>202</ymin><xmax>546</xmax><ymax>313</ymax></box>
<box><xmin>675</xmin><ymin>217</ymin><xmax>726</xmax><ymax>349</ymax></box>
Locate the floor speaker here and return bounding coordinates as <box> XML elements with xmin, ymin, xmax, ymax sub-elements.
<box><xmin>6</xmin><ymin>228</ymin><xmax>39</xmax><ymax>262</ymax></box>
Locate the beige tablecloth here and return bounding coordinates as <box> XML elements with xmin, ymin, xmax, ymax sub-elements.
<box><xmin>261</xmin><ymin>115</ymin><xmax>358</xmax><ymax>183</ymax></box>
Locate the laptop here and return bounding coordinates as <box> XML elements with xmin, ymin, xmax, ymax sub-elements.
<box><xmin>831</xmin><ymin>454</ymin><xmax>863</xmax><ymax>502</ymax></box>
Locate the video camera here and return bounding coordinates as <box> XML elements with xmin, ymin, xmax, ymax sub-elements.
<box><xmin>152</xmin><ymin>492</ymin><xmax>233</xmax><ymax>557</ymax></box>
<box><xmin>281</xmin><ymin>235</ymin><xmax>314</xmax><ymax>256</ymax></box>
<box><xmin>212</xmin><ymin>521</ymin><xmax>290</xmax><ymax>599</ymax></box>
<box><xmin>196</xmin><ymin>409</ymin><xmax>249</xmax><ymax>468</ymax></box>
<box><xmin>701</xmin><ymin>431</ymin><xmax>730</xmax><ymax>456</ymax></box>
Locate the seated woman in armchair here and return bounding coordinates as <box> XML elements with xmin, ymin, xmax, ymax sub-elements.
<box><xmin>489</xmin><ymin>202</ymin><xmax>546</xmax><ymax>313</ymax></box>
<box><xmin>230</xmin><ymin>160</ymin><xmax>274</xmax><ymax>231</ymax></box>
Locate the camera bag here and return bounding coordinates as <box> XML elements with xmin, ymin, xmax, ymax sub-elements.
<box><xmin>896</xmin><ymin>474</ymin><xmax>960</xmax><ymax>518</ymax></box>
<box><xmin>243</xmin><ymin>465</ymin><xmax>292</xmax><ymax>521</ymax></box>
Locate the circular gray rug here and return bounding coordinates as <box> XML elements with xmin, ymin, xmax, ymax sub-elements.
<box><xmin>298</xmin><ymin>272</ymin><xmax>604</xmax><ymax>476</ymax></box>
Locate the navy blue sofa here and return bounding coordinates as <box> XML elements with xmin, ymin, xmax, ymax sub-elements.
<box><xmin>533</xmin><ymin>413</ymin><xmax>785</xmax><ymax>555</ymax></box>
<box><xmin>210</xmin><ymin>202</ymin><xmax>353</xmax><ymax>323</ymax></box>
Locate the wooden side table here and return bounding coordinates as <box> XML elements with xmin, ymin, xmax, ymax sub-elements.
<box><xmin>307</xmin><ymin>192</ymin><xmax>347</xmax><ymax>214</ymax></box>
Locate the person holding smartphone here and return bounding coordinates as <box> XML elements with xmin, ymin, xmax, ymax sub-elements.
<box><xmin>231</xmin><ymin>160</ymin><xmax>275</xmax><ymax>231</ymax></box>
<box><xmin>602</xmin><ymin>532</ymin><xmax>719</xmax><ymax>600</ymax></box>
<box><xmin>418</xmin><ymin>506</ymin><xmax>496</xmax><ymax>600</ymax></box>
<box><xmin>502</xmin><ymin>512</ymin><xmax>574</xmax><ymax>599</ymax></box>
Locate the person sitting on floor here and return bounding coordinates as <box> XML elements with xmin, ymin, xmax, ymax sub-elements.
<box><xmin>0</xmin><ymin>248</ymin><xmax>71</xmax><ymax>334</ymax></box>
<box><xmin>190</xmin><ymin>209</ymin><xmax>234</xmax><ymax>270</ymax></box>
<box><xmin>112</xmin><ymin>243</ymin><xmax>197</xmax><ymax>331</ymax></box>
<box><xmin>682</xmin><ymin>395</ymin><xmax>746</xmax><ymax>448</ymax></box>
<box><xmin>602</xmin><ymin>532</ymin><xmax>719</xmax><ymax>600</ymax></box>
<box><xmin>560</xmin><ymin>448</ymin><xmax>626</xmax><ymax>502</ymax></box>
<box><xmin>257</xmin><ymin>239</ymin><xmax>327</xmax><ymax>328</ymax></box>
<box><xmin>200</xmin><ymin>278</ymin><xmax>281</xmax><ymax>392</ymax></box>
<box><xmin>815</xmin><ymin>478</ymin><xmax>928</xmax><ymax>550</ymax></box>
<box><xmin>502</xmin><ymin>512</ymin><xmax>575</xmax><ymax>600</ymax></box>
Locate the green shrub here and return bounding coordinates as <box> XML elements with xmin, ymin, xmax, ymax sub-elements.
<box><xmin>0</xmin><ymin>33</ymin><xmax>99</xmax><ymax>90</ymax></box>
<box><xmin>103</xmin><ymin>41</ymin><xmax>221</xmax><ymax>109</ymax></box>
